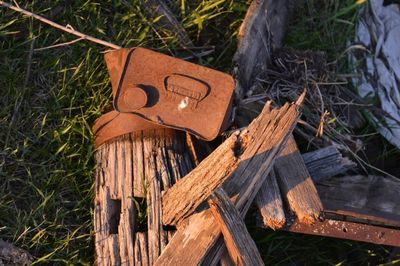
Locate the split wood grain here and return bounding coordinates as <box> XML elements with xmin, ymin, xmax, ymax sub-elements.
<box><xmin>274</xmin><ymin>136</ymin><xmax>323</xmax><ymax>224</ymax></box>
<box><xmin>94</xmin><ymin>129</ymin><xmax>193</xmax><ymax>265</ymax></box>
<box><xmin>234</xmin><ymin>0</ymin><xmax>290</xmax><ymax>98</ymax></box>
<box><xmin>255</xmin><ymin>169</ymin><xmax>286</xmax><ymax>230</ymax></box>
<box><xmin>256</xmin><ymin>144</ymin><xmax>356</xmax><ymax>229</ymax></box>
<box><xmin>143</xmin><ymin>133</ymin><xmax>162</xmax><ymax>265</ymax></box>
<box><xmin>155</xmin><ymin>97</ymin><xmax>302</xmax><ymax>265</ymax></box>
<box><xmin>134</xmin><ymin>232</ymin><xmax>149</xmax><ymax>266</ymax></box>
<box><xmin>302</xmin><ymin>145</ymin><xmax>356</xmax><ymax>181</ymax></box>
<box><xmin>209</xmin><ymin>188</ymin><xmax>264</xmax><ymax>266</ymax></box>
<box><xmin>162</xmin><ymin>133</ymin><xmax>240</xmax><ymax>226</ymax></box>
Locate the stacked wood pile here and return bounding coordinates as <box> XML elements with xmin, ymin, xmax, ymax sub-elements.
<box><xmin>93</xmin><ymin>0</ymin><xmax>400</xmax><ymax>265</ymax></box>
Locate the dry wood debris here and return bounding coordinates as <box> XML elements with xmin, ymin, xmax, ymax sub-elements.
<box><xmin>91</xmin><ymin>0</ymin><xmax>400</xmax><ymax>265</ymax></box>
<box><xmin>155</xmin><ymin>96</ymin><xmax>304</xmax><ymax>265</ymax></box>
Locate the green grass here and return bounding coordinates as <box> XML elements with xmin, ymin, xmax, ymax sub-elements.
<box><xmin>0</xmin><ymin>0</ymin><xmax>399</xmax><ymax>264</ymax></box>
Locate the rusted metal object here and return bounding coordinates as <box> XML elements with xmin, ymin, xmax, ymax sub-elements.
<box><xmin>104</xmin><ymin>47</ymin><xmax>235</xmax><ymax>141</ymax></box>
<box><xmin>93</xmin><ymin>47</ymin><xmax>235</xmax><ymax>147</ymax></box>
<box><xmin>92</xmin><ymin>110</ymin><xmax>162</xmax><ymax>148</ymax></box>
<box><xmin>323</xmin><ymin>205</ymin><xmax>400</xmax><ymax>228</ymax></box>
<box><xmin>284</xmin><ymin>218</ymin><xmax>400</xmax><ymax>247</ymax></box>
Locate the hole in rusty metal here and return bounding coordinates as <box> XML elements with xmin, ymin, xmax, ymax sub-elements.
<box><xmin>342</xmin><ymin>227</ymin><xmax>348</xmax><ymax>233</ymax></box>
<box><xmin>139</xmin><ymin>84</ymin><xmax>159</xmax><ymax>108</ymax></box>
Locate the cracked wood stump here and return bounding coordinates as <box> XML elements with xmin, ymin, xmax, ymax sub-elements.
<box><xmin>94</xmin><ymin>129</ymin><xmax>193</xmax><ymax>265</ymax></box>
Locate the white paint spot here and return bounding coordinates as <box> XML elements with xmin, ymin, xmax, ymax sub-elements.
<box><xmin>178</xmin><ymin>97</ymin><xmax>189</xmax><ymax>110</ymax></box>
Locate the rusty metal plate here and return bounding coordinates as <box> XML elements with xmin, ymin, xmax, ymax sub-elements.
<box><xmin>104</xmin><ymin>47</ymin><xmax>235</xmax><ymax>140</ymax></box>
<box><xmin>284</xmin><ymin>218</ymin><xmax>400</xmax><ymax>247</ymax></box>
<box><xmin>92</xmin><ymin>110</ymin><xmax>162</xmax><ymax>148</ymax></box>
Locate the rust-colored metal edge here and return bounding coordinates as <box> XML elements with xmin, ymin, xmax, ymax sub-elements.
<box><xmin>323</xmin><ymin>203</ymin><xmax>400</xmax><ymax>228</ymax></box>
<box><xmin>92</xmin><ymin>110</ymin><xmax>162</xmax><ymax>148</ymax></box>
<box><xmin>283</xmin><ymin>218</ymin><xmax>400</xmax><ymax>247</ymax></box>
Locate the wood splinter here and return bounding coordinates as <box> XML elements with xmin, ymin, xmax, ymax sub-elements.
<box><xmin>209</xmin><ymin>188</ymin><xmax>264</xmax><ymax>266</ymax></box>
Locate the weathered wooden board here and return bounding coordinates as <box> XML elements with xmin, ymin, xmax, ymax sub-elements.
<box><xmin>316</xmin><ymin>175</ymin><xmax>400</xmax><ymax>227</ymax></box>
<box><xmin>256</xmin><ymin>144</ymin><xmax>356</xmax><ymax>229</ymax></box>
<box><xmin>302</xmin><ymin>146</ymin><xmax>356</xmax><ymax>181</ymax></box>
<box><xmin>234</xmin><ymin>0</ymin><xmax>290</xmax><ymax>98</ymax></box>
<box><xmin>255</xmin><ymin>169</ymin><xmax>286</xmax><ymax>230</ymax></box>
<box><xmin>161</xmin><ymin>130</ymin><xmax>240</xmax><ymax>226</ymax></box>
<box><xmin>274</xmin><ymin>137</ymin><xmax>323</xmax><ymax>224</ymax></box>
<box><xmin>209</xmin><ymin>188</ymin><xmax>264</xmax><ymax>266</ymax></box>
<box><xmin>155</xmin><ymin>98</ymin><xmax>302</xmax><ymax>265</ymax></box>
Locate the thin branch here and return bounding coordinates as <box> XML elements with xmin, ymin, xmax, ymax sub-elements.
<box><xmin>0</xmin><ymin>1</ymin><xmax>121</xmax><ymax>50</ymax></box>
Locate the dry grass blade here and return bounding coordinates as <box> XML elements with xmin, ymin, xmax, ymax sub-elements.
<box><xmin>0</xmin><ymin>1</ymin><xmax>121</xmax><ymax>49</ymax></box>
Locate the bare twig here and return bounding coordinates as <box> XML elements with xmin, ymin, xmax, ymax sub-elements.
<box><xmin>0</xmin><ymin>1</ymin><xmax>121</xmax><ymax>50</ymax></box>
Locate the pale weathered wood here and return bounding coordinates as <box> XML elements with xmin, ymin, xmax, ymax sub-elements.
<box><xmin>256</xmin><ymin>145</ymin><xmax>356</xmax><ymax>229</ymax></box>
<box><xmin>317</xmin><ymin>175</ymin><xmax>400</xmax><ymax>227</ymax></box>
<box><xmin>134</xmin><ymin>232</ymin><xmax>149</xmax><ymax>266</ymax></box>
<box><xmin>94</xmin><ymin>129</ymin><xmax>193</xmax><ymax>265</ymax></box>
<box><xmin>274</xmin><ymin>137</ymin><xmax>323</xmax><ymax>224</ymax></box>
<box><xmin>208</xmin><ymin>188</ymin><xmax>264</xmax><ymax>266</ymax></box>
<box><xmin>234</xmin><ymin>0</ymin><xmax>290</xmax><ymax>98</ymax></box>
<box><xmin>138</xmin><ymin>0</ymin><xmax>193</xmax><ymax>48</ymax></box>
<box><xmin>155</xmin><ymin>99</ymin><xmax>302</xmax><ymax>265</ymax></box>
<box><xmin>133</xmin><ymin>132</ymin><xmax>146</xmax><ymax>197</ymax></box>
<box><xmin>162</xmin><ymin>133</ymin><xmax>240</xmax><ymax>226</ymax></box>
<box><xmin>144</xmin><ymin>133</ymin><xmax>162</xmax><ymax>266</ymax></box>
<box><xmin>255</xmin><ymin>169</ymin><xmax>286</xmax><ymax>230</ymax></box>
<box><xmin>302</xmin><ymin>146</ymin><xmax>356</xmax><ymax>181</ymax></box>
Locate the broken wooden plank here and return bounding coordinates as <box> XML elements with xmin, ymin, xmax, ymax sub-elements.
<box><xmin>208</xmin><ymin>188</ymin><xmax>264</xmax><ymax>266</ymax></box>
<box><xmin>162</xmin><ymin>132</ymin><xmax>240</xmax><ymax>226</ymax></box>
<box><xmin>316</xmin><ymin>175</ymin><xmax>400</xmax><ymax>227</ymax></box>
<box><xmin>255</xmin><ymin>169</ymin><xmax>286</xmax><ymax>230</ymax></box>
<box><xmin>234</xmin><ymin>0</ymin><xmax>290</xmax><ymax>97</ymax></box>
<box><xmin>161</xmin><ymin>99</ymin><xmax>301</xmax><ymax>227</ymax></box>
<box><xmin>155</xmin><ymin>97</ymin><xmax>302</xmax><ymax>265</ymax></box>
<box><xmin>302</xmin><ymin>146</ymin><xmax>356</xmax><ymax>181</ymax></box>
<box><xmin>274</xmin><ymin>137</ymin><xmax>323</xmax><ymax>224</ymax></box>
<box><xmin>256</xmin><ymin>144</ymin><xmax>356</xmax><ymax>229</ymax></box>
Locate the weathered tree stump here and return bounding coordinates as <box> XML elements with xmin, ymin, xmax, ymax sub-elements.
<box><xmin>94</xmin><ymin>129</ymin><xmax>193</xmax><ymax>265</ymax></box>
